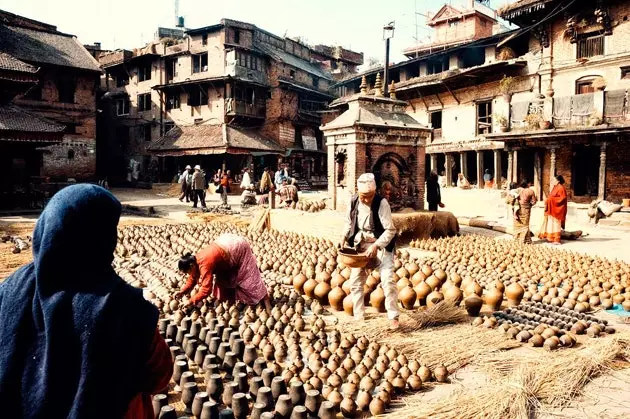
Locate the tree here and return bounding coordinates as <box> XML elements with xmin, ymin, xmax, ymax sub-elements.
<box><xmin>365</xmin><ymin>56</ymin><xmax>382</xmax><ymax>68</ymax></box>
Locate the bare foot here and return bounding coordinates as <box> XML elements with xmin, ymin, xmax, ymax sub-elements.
<box><xmin>390</xmin><ymin>319</ymin><xmax>400</xmax><ymax>330</ymax></box>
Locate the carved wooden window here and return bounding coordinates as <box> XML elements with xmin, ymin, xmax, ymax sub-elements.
<box><xmin>476</xmin><ymin>100</ymin><xmax>492</xmax><ymax>135</ymax></box>
<box><xmin>577</xmin><ymin>32</ymin><xmax>604</xmax><ymax>59</ymax></box>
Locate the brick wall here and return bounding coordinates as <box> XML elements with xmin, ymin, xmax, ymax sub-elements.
<box><xmin>554</xmin><ymin>146</ymin><xmax>573</xmax><ymax>201</ymax></box>
<box><xmin>42</xmin><ymin>139</ymin><xmax>96</xmax><ymax>180</ymax></box>
<box><xmin>605</xmin><ymin>139</ymin><xmax>630</xmax><ymax>201</ymax></box>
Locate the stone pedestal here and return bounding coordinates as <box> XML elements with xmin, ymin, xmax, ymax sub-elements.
<box><xmin>322</xmin><ymin>94</ymin><xmax>431</xmax><ymax>211</ymax></box>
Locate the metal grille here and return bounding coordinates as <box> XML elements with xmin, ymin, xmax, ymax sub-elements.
<box><xmin>577</xmin><ymin>35</ymin><xmax>604</xmax><ymax>59</ymax></box>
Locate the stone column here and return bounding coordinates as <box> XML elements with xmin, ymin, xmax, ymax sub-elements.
<box><xmin>460</xmin><ymin>151</ymin><xmax>468</xmax><ymax>179</ymax></box>
<box><xmin>493</xmin><ymin>150</ymin><xmax>502</xmax><ymax>189</ymax></box>
<box><xmin>430</xmin><ymin>154</ymin><xmax>438</xmax><ymax>174</ymax></box>
<box><xmin>512</xmin><ymin>150</ymin><xmax>518</xmax><ymax>183</ymax></box>
<box><xmin>549</xmin><ymin>147</ymin><xmax>556</xmax><ymax>178</ymax></box>
<box><xmin>507</xmin><ymin>151</ymin><xmax>514</xmax><ymax>188</ymax></box>
<box><xmin>476</xmin><ymin>151</ymin><xmax>484</xmax><ymax>189</ymax></box>
<box><xmin>534</xmin><ymin>151</ymin><xmax>542</xmax><ymax>199</ymax></box>
<box><xmin>598</xmin><ymin>142</ymin><xmax>607</xmax><ymax>200</ymax></box>
<box><xmin>445</xmin><ymin>153</ymin><xmax>454</xmax><ymax>187</ymax></box>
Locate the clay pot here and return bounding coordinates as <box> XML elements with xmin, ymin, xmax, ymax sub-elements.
<box><xmin>314</xmin><ymin>282</ymin><xmax>332</xmax><ymax>304</ymax></box>
<box><xmin>370</xmin><ymin>286</ymin><xmax>386</xmax><ymax>312</ymax></box>
<box><xmin>356</xmin><ymin>390</ymin><xmax>372</xmax><ymax>411</ymax></box>
<box><xmin>369</xmin><ymin>397</ymin><xmax>386</xmax><ymax>416</ymax></box>
<box><xmin>426</xmin><ymin>291</ymin><xmax>444</xmax><ymax>308</ymax></box>
<box><xmin>152</xmin><ymin>394</ymin><xmax>168</xmax><ymax>418</ymax></box>
<box><xmin>407</xmin><ymin>374</ymin><xmax>423</xmax><ymax>391</ymax></box>
<box><xmin>484</xmin><ymin>288</ymin><xmax>503</xmax><ymax>311</ymax></box>
<box><xmin>159</xmin><ymin>405</ymin><xmax>177</xmax><ymax>419</ymax></box>
<box><xmin>303</xmin><ymin>278</ymin><xmax>317</xmax><ymax>298</ymax></box>
<box><xmin>443</xmin><ymin>286</ymin><xmax>463</xmax><ymax>305</ymax></box>
<box><xmin>223</xmin><ymin>382</ymin><xmax>239</xmax><ymax>407</ymax></box>
<box><xmin>399</xmin><ymin>286</ymin><xmax>417</xmax><ymax>309</ymax></box>
<box><xmin>182</xmin><ymin>382</ymin><xmax>199</xmax><ymax>414</ymax></box>
<box><xmin>294</xmin><ymin>274</ymin><xmax>307</xmax><ymax>293</ymax></box>
<box><xmin>343</xmin><ymin>294</ymin><xmax>354</xmax><ymax>315</ymax></box>
<box><xmin>328</xmin><ymin>286</ymin><xmax>345</xmax><ymax>311</ymax></box>
<box><xmin>340</xmin><ymin>397</ymin><xmax>358</xmax><ymax>418</ymax></box>
<box><xmin>199</xmin><ymin>400</ymin><xmax>220</xmax><ymax>419</ymax></box>
<box><xmin>415</xmin><ymin>282</ymin><xmax>432</xmax><ymax>305</ymax></box>
<box><xmin>275</xmin><ymin>394</ymin><xmax>293</xmax><ymax>419</ymax></box>
<box><xmin>231</xmin><ymin>393</ymin><xmax>249</xmax><ymax>419</ymax></box>
<box><xmin>317</xmin><ymin>401</ymin><xmax>336</xmax><ymax>419</ymax></box>
<box><xmin>250</xmin><ymin>403</ymin><xmax>265</xmax><ymax>419</ymax></box>
<box><xmin>464</xmin><ymin>295</ymin><xmax>483</xmax><ymax>316</ymax></box>
<box><xmin>623</xmin><ymin>301</ymin><xmax>630</xmax><ymax>312</ymax></box>
<box><xmin>271</xmin><ymin>376</ymin><xmax>288</xmax><ymax>400</ymax></box>
<box><xmin>255</xmin><ymin>387</ymin><xmax>274</xmax><ymax>411</ymax></box>
<box><xmin>304</xmin><ymin>389</ymin><xmax>322</xmax><ymax>416</ymax></box>
<box><xmin>290</xmin><ymin>405</ymin><xmax>308</xmax><ymax>419</ymax></box>
<box><xmin>433</xmin><ymin>365</ymin><xmax>448</xmax><ymax>383</ymax></box>
<box><xmin>506</xmin><ymin>283</ymin><xmax>525</xmax><ymax>307</ymax></box>
<box><xmin>206</xmin><ymin>374</ymin><xmax>224</xmax><ymax>402</ymax></box>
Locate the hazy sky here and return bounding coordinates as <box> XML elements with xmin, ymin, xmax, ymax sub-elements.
<box><xmin>0</xmin><ymin>0</ymin><xmax>507</xmax><ymax>64</ymax></box>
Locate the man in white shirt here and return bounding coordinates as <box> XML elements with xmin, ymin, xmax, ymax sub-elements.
<box><xmin>340</xmin><ymin>173</ymin><xmax>399</xmax><ymax>329</ymax></box>
<box><xmin>240</xmin><ymin>167</ymin><xmax>251</xmax><ymax>189</ymax></box>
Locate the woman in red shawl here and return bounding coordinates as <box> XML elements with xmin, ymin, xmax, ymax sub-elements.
<box><xmin>539</xmin><ymin>175</ymin><xmax>568</xmax><ymax>245</ymax></box>
<box><xmin>175</xmin><ymin>233</ymin><xmax>271</xmax><ymax>313</ymax></box>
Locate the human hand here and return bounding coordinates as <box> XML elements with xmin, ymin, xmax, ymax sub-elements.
<box><xmin>366</xmin><ymin>244</ymin><xmax>378</xmax><ymax>259</ymax></box>
<box><xmin>438</xmin><ymin>202</ymin><xmax>445</xmax><ymax>208</ymax></box>
<box><xmin>337</xmin><ymin>237</ymin><xmax>347</xmax><ymax>250</ymax></box>
<box><xmin>173</xmin><ymin>291</ymin><xmax>184</xmax><ymax>300</ymax></box>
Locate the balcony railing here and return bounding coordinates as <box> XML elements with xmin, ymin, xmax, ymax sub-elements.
<box><xmin>225</xmin><ymin>98</ymin><xmax>265</xmax><ymax>118</ymax></box>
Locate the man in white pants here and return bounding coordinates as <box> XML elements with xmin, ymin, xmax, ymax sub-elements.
<box><xmin>340</xmin><ymin>173</ymin><xmax>399</xmax><ymax>330</ymax></box>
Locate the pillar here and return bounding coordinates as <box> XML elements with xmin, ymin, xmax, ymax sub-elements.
<box><xmin>476</xmin><ymin>151</ymin><xmax>484</xmax><ymax>189</ymax></box>
<box><xmin>445</xmin><ymin>153</ymin><xmax>454</xmax><ymax>187</ymax></box>
<box><xmin>549</xmin><ymin>147</ymin><xmax>556</xmax><ymax>178</ymax></box>
<box><xmin>598</xmin><ymin>142</ymin><xmax>607</xmax><ymax>200</ymax></box>
<box><xmin>507</xmin><ymin>151</ymin><xmax>514</xmax><ymax>188</ymax></box>
<box><xmin>534</xmin><ymin>151</ymin><xmax>542</xmax><ymax>199</ymax></box>
<box><xmin>512</xmin><ymin>150</ymin><xmax>518</xmax><ymax>183</ymax></box>
<box><xmin>493</xmin><ymin>150</ymin><xmax>502</xmax><ymax>189</ymax></box>
<box><xmin>430</xmin><ymin>154</ymin><xmax>438</xmax><ymax>174</ymax></box>
<box><xmin>460</xmin><ymin>151</ymin><xmax>468</xmax><ymax>179</ymax></box>
<box><xmin>269</xmin><ymin>189</ymin><xmax>276</xmax><ymax>209</ymax></box>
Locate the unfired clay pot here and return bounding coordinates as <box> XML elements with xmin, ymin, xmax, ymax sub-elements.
<box><xmin>328</xmin><ymin>286</ymin><xmax>345</xmax><ymax>311</ymax></box>
<box><xmin>506</xmin><ymin>283</ymin><xmax>525</xmax><ymax>307</ymax></box>
<box><xmin>369</xmin><ymin>287</ymin><xmax>386</xmax><ymax>312</ymax></box>
<box><xmin>464</xmin><ymin>295</ymin><xmax>483</xmax><ymax>316</ymax></box>
<box><xmin>399</xmin><ymin>286</ymin><xmax>417</xmax><ymax>309</ymax></box>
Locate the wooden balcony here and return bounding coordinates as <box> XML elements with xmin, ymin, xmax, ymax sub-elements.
<box><xmin>225</xmin><ymin>99</ymin><xmax>265</xmax><ymax>119</ymax></box>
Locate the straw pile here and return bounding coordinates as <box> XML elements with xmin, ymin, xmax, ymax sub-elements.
<box><xmin>338</xmin><ymin>306</ymin><xmax>519</xmax><ymax>371</ymax></box>
<box><xmin>401</xmin><ymin>335</ymin><xmax>630</xmax><ymax>419</ymax></box>
<box><xmin>392</xmin><ymin>211</ymin><xmax>459</xmax><ymax>240</ymax></box>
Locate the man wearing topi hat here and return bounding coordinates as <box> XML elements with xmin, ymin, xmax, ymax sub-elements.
<box><xmin>178</xmin><ymin>165</ymin><xmax>193</xmax><ymax>202</ymax></box>
<box><xmin>191</xmin><ymin>165</ymin><xmax>207</xmax><ymax>209</ymax></box>
<box><xmin>340</xmin><ymin>173</ymin><xmax>399</xmax><ymax>329</ymax></box>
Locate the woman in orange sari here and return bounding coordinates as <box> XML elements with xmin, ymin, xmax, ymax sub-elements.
<box><xmin>539</xmin><ymin>175</ymin><xmax>568</xmax><ymax>245</ymax></box>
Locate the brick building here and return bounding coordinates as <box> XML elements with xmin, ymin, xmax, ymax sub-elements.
<box><xmin>333</xmin><ymin>0</ymin><xmax>630</xmax><ymax>203</ymax></box>
<box><xmin>98</xmin><ymin>19</ymin><xmax>363</xmax><ymax>188</ymax></box>
<box><xmin>0</xmin><ymin>10</ymin><xmax>101</xmax><ymax>187</ymax></box>
<box><xmin>486</xmin><ymin>0</ymin><xmax>630</xmax><ymax>203</ymax></box>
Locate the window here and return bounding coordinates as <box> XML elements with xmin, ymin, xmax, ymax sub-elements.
<box><xmin>24</xmin><ymin>83</ymin><xmax>42</xmax><ymax>101</ymax></box>
<box><xmin>312</xmin><ymin>77</ymin><xmax>319</xmax><ymax>88</ymax></box>
<box><xmin>116</xmin><ymin>97</ymin><xmax>130</xmax><ymax>115</ymax></box>
<box><xmin>577</xmin><ymin>32</ymin><xmax>604</xmax><ymax>59</ymax></box>
<box><xmin>576</xmin><ymin>79</ymin><xmax>595</xmax><ymax>94</ymax></box>
<box><xmin>67</xmin><ymin>149</ymin><xmax>75</xmax><ymax>160</ymax></box>
<box><xmin>289</xmin><ymin>69</ymin><xmax>295</xmax><ymax>79</ymax></box>
<box><xmin>143</xmin><ymin>125</ymin><xmax>152</xmax><ymax>142</ymax></box>
<box><xmin>57</xmin><ymin>76</ymin><xmax>76</xmax><ymax>103</ymax></box>
<box><xmin>137</xmin><ymin>93</ymin><xmax>151</xmax><ymax>112</ymax></box>
<box><xmin>166</xmin><ymin>91</ymin><xmax>181</xmax><ymax>110</ymax></box>
<box><xmin>64</xmin><ymin>124</ymin><xmax>78</xmax><ymax>134</ymax></box>
<box><xmin>163</xmin><ymin>121</ymin><xmax>175</xmax><ymax>134</ymax></box>
<box><xmin>116</xmin><ymin>74</ymin><xmax>129</xmax><ymax>87</ymax></box>
<box><xmin>476</xmin><ymin>100</ymin><xmax>493</xmax><ymax>135</ymax></box>
<box><xmin>449</xmin><ymin>21</ymin><xmax>459</xmax><ymax>27</ymax></box>
<box><xmin>235</xmin><ymin>51</ymin><xmax>263</xmax><ymax>72</ymax></box>
<box><xmin>192</xmin><ymin>53</ymin><xmax>208</xmax><ymax>73</ymax></box>
<box><xmin>621</xmin><ymin>66</ymin><xmax>630</xmax><ymax>79</ymax></box>
<box><xmin>430</xmin><ymin>111</ymin><xmax>443</xmax><ymax>129</ymax></box>
<box><xmin>480</xmin><ymin>20</ymin><xmax>487</xmax><ymax>28</ymax></box>
<box><xmin>202</xmin><ymin>34</ymin><xmax>208</xmax><ymax>46</ymax></box>
<box><xmin>138</xmin><ymin>64</ymin><xmax>151</xmax><ymax>82</ymax></box>
<box><xmin>166</xmin><ymin>58</ymin><xmax>177</xmax><ymax>82</ymax></box>
<box><xmin>234</xmin><ymin>30</ymin><xmax>240</xmax><ymax>44</ymax></box>
<box><xmin>187</xmin><ymin>87</ymin><xmax>208</xmax><ymax>107</ymax></box>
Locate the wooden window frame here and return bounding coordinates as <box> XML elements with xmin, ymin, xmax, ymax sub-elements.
<box><xmin>576</xmin><ymin>31</ymin><xmax>605</xmax><ymax>59</ymax></box>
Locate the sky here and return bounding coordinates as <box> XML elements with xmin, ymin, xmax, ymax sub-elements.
<box><xmin>0</xmin><ymin>0</ymin><xmax>508</xmax><ymax>66</ymax></box>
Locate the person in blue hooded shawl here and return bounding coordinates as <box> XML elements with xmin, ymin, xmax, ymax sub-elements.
<box><xmin>0</xmin><ymin>184</ymin><xmax>173</xmax><ymax>419</ymax></box>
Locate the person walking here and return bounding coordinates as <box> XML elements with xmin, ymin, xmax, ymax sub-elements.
<box><xmin>191</xmin><ymin>165</ymin><xmax>207</xmax><ymax>209</ymax></box>
<box><xmin>340</xmin><ymin>173</ymin><xmax>399</xmax><ymax>330</ymax></box>
<box><xmin>179</xmin><ymin>165</ymin><xmax>192</xmax><ymax>202</ymax></box>
<box><xmin>174</xmin><ymin>233</ymin><xmax>272</xmax><ymax>314</ymax></box>
<box><xmin>539</xmin><ymin>175</ymin><xmax>568</xmax><ymax>245</ymax></box>
<box><xmin>512</xmin><ymin>179</ymin><xmax>537</xmax><ymax>244</ymax></box>
<box><xmin>218</xmin><ymin>171</ymin><xmax>230</xmax><ymax>206</ymax></box>
<box><xmin>0</xmin><ymin>184</ymin><xmax>173</xmax><ymax>419</ymax></box>
<box><xmin>426</xmin><ymin>171</ymin><xmax>444</xmax><ymax>211</ymax></box>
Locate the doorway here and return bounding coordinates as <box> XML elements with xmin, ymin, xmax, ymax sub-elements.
<box><xmin>572</xmin><ymin>145</ymin><xmax>600</xmax><ymax>197</ymax></box>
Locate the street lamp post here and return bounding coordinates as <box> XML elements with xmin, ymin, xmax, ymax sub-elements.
<box><xmin>383</xmin><ymin>22</ymin><xmax>395</xmax><ymax>97</ymax></box>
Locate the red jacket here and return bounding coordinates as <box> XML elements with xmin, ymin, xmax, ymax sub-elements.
<box><xmin>124</xmin><ymin>329</ymin><xmax>173</xmax><ymax>419</ymax></box>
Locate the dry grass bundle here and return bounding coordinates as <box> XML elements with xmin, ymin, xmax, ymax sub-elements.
<box><xmin>477</xmin><ymin>334</ymin><xmax>630</xmax><ymax>408</ymax></box>
<box><xmin>392</xmin><ymin>212</ymin><xmax>459</xmax><ymax>241</ymax></box>
<box><xmin>338</xmin><ymin>317</ymin><xmax>520</xmax><ymax>372</ymax></box>
<box><xmin>403</xmin><ymin>302</ymin><xmax>469</xmax><ymax>331</ymax></box>
<box><xmin>398</xmin><ymin>366</ymin><xmax>538</xmax><ymax>419</ymax></box>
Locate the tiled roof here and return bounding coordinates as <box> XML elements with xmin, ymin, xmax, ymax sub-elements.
<box><xmin>498</xmin><ymin>0</ymin><xmax>553</xmax><ymax>19</ymax></box>
<box><xmin>0</xmin><ymin>105</ymin><xmax>65</xmax><ymax>133</ymax></box>
<box><xmin>148</xmin><ymin>124</ymin><xmax>283</xmax><ymax>155</ymax></box>
<box><xmin>0</xmin><ymin>23</ymin><xmax>101</xmax><ymax>72</ymax></box>
<box><xmin>0</xmin><ymin>52</ymin><xmax>37</xmax><ymax>73</ymax></box>
<box><xmin>256</xmin><ymin>42</ymin><xmax>332</xmax><ymax>80</ymax></box>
